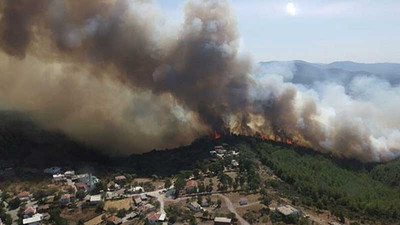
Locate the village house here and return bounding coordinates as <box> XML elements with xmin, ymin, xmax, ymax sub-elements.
<box><xmin>60</xmin><ymin>194</ymin><xmax>71</xmax><ymax>204</ymax></box>
<box><xmin>125</xmin><ymin>212</ymin><xmax>137</xmax><ymax>220</ymax></box>
<box><xmin>75</xmin><ymin>182</ymin><xmax>88</xmax><ymax>193</ymax></box>
<box><xmin>201</xmin><ymin>199</ymin><xmax>209</xmax><ymax>207</ymax></box>
<box><xmin>64</xmin><ymin>170</ymin><xmax>75</xmax><ymax>179</ymax></box>
<box><xmin>276</xmin><ymin>205</ymin><xmax>300</xmax><ymax>217</ymax></box>
<box><xmin>138</xmin><ymin>204</ymin><xmax>155</xmax><ymax>215</ymax></box>
<box><xmin>214</xmin><ymin>217</ymin><xmax>232</xmax><ymax>225</ymax></box>
<box><xmin>52</xmin><ymin>174</ymin><xmax>66</xmax><ymax>183</ymax></box>
<box><xmin>90</xmin><ymin>194</ymin><xmax>103</xmax><ymax>204</ymax></box>
<box><xmin>231</xmin><ymin>160</ymin><xmax>239</xmax><ymax>167</ymax></box>
<box><xmin>107</xmin><ymin>216</ymin><xmax>122</xmax><ymax>225</ymax></box>
<box><xmin>115</xmin><ymin>175</ymin><xmax>126</xmax><ymax>181</ymax></box>
<box><xmin>37</xmin><ymin>204</ymin><xmax>50</xmax><ymax>213</ymax></box>
<box><xmin>22</xmin><ymin>214</ymin><xmax>43</xmax><ymax>225</ymax></box>
<box><xmin>165</xmin><ymin>186</ymin><xmax>176</xmax><ymax>198</ymax></box>
<box><xmin>133</xmin><ymin>195</ymin><xmax>142</xmax><ymax>205</ymax></box>
<box><xmin>140</xmin><ymin>193</ymin><xmax>148</xmax><ymax>201</ymax></box>
<box><xmin>185</xmin><ymin>180</ymin><xmax>198</xmax><ymax>193</ymax></box>
<box><xmin>17</xmin><ymin>191</ymin><xmax>31</xmax><ymax>202</ymax></box>
<box><xmin>188</xmin><ymin>202</ymin><xmax>201</xmax><ymax>212</ymax></box>
<box><xmin>23</xmin><ymin>206</ymin><xmax>36</xmax><ymax>217</ymax></box>
<box><xmin>146</xmin><ymin>212</ymin><xmax>166</xmax><ymax>225</ymax></box>
<box><xmin>239</xmin><ymin>197</ymin><xmax>248</xmax><ymax>206</ymax></box>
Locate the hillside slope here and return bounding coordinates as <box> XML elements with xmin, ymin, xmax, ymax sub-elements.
<box><xmin>0</xmin><ymin>111</ymin><xmax>107</xmax><ymax>168</ymax></box>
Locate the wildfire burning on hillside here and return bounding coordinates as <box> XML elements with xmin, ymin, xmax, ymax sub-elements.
<box><xmin>0</xmin><ymin>0</ymin><xmax>399</xmax><ymax>162</ymax></box>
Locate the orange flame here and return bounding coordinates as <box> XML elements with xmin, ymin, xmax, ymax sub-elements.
<box><xmin>214</xmin><ymin>130</ymin><xmax>221</xmax><ymax>139</ymax></box>
<box><xmin>286</xmin><ymin>139</ymin><xmax>292</xmax><ymax>145</ymax></box>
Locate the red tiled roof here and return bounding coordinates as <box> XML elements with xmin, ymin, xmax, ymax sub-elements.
<box><xmin>61</xmin><ymin>194</ymin><xmax>70</xmax><ymax>199</ymax></box>
<box><xmin>75</xmin><ymin>182</ymin><xmax>87</xmax><ymax>189</ymax></box>
<box><xmin>38</xmin><ymin>205</ymin><xmax>50</xmax><ymax>210</ymax></box>
<box><xmin>24</xmin><ymin>207</ymin><xmax>35</xmax><ymax>214</ymax></box>
<box><xmin>17</xmin><ymin>191</ymin><xmax>30</xmax><ymax>197</ymax></box>
<box><xmin>107</xmin><ymin>216</ymin><xmax>118</xmax><ymax>222</ymax></box>
<box><xmin>115</xmin><ymin>176</ymin><xmax>126</xmax><ymax>180</ymax></box>
<box><xmin>185</xmin><ymin>180</ymin><xmax>197</xmax><ymax>188</ymax></box>
<box><xmin>146</xmin><ymin>212</ymin><xmax>161</xmax><ymax>221</ymax></box>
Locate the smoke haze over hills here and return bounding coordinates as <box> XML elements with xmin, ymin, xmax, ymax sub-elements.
<box><xmin>0</xmin><ymin>0</ymin><xmax>399</xmax><ymax>162</ymax></box>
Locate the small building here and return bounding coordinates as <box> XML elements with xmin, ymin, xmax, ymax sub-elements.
<box><xmin>107</xmin><ymin>182</ymin><xmax>120</xmax><ymax>191</ymax></box>
<box><xmin>44</xmin><ymin>167</ymin><xmax>61</xmax><ymax>175</ymax></box>
<box><xmin>216</xmin><ymin>149</ymin><xmax>227</xmax><ymax>154</ymax></box>
<box><xmin>214</xmin><ymin>217</ymin><xmax>232</xmax><ymax>225</ymax></box>
<box><xmin>133</xmin><ymin>195</ymin><xmax>142</xmax><ymax>205</ymax></box>
<box><xmin>52</xmin><ymin>174</ymin><xmax>66</xmax><ymax>183</ymax></box>
<box><xmin>90</xmin><ymin>194</ymin><xmax>103</xmax><ymax>204</ymax></box>
<box><xmin>146</xmin><ymin>212</ymin><xmax>166</xmax><ymax>225</ymax></box>
<box><xmin>328</xmin><ymin>222</ymin><xmax>343</xmax><ymax>225</ymax></box>
<box><xmin>165</xmin><ymin>186</ymin><xmax>176</xmax><ymax>198</ymax></box>
<box><xmin>22</xmin><ymin>214</ymin><xmax>43</xmax><ymax>225</ymax></box>
<box><xmin>37</xmin><ymin>204</ymin><xmax>50</xmax><ymax>212</ymax></box>
<box><xmin>185</xmin><ymin>180</ymin><xmax>198</xmax><ymax>193</ymax></box>
<box><xmin>64</xmin><ymin>171</ymin><xmax>75</xmax><ymax>178</ymax></box>
<box><xmin>188</xmin><ymin>202</ymin><xmax>201</xmax><ymax>212</ymax></box>
<box><xmin>276</xmin><ymin>205</ymin><xmax>300</xmax><ymax>216</ymax></box>
<box><xmin>24</xmin><ymin>207</ymin><xmax>37</xmax><ymax>217</ymax></box>
<box><xmin>239</xmin><ymin>197</ymin><xmax>248</xmax><ymax>206</ymax></box>
<box><xmin>75</xmin><ymin>182</ymin><xmax>88</xmax><ymax>193</ymax></box>
<box><xmin>60</xmin><ymin>194</ymin><xmax>71</xmax><ymax>204</ymax></box>
<box><xmin>17</xmin><ymin>191</ymin><xmax>31</xmax><ymax>202</ymax></box>
<box><xmin>231</xmin><ymin>160</ymin><xmax>239</xmax><ymax>167</ymax></box>
<box><xmin>201</xmin><ymin>199</ymin><xmax>209</xmax><ymax>207</ymax></box>
<box><xmin>125</xmin><ymin>212</ymin><xmax>137</xmax><ymax>220</ymax></box>
<box><xmin>138</xmin><ymin>204</ymin><xmax>155</xmax><ymax>215</ymax></box>
<box><xmin>126</xmin><ymin>186</ymin><xmax>143</xmax><ymax>194</ymax></box>
<box><xmin>115</xmin><ymin>175</ymin><xmax>126</xmax><ymax>181</ymax></box>
<box><xmin>107</xmin><ymin>216</ymin><xmax>122</xmax><ymax>225</ymax></box>
<box><xmin>140</xmin><ymin>193</ymin><xmax>148</xmax><ymax>201</ymax></box>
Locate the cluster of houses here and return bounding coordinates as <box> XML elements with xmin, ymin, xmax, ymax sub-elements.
<box><xmin>132</xmin><ymin>193</ymin><xmax>166</xmax><ymax>225</ymax></box>
<box><xmin>209</xmin><ymin>144</ymin><xmax>240</xmax><ymax>167</ymax></box>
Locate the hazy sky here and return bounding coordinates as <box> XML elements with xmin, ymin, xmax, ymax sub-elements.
<box><xmin>156</xmin><ymin>0</ymin><xmax>400</xmax><ymax>63</ymax></box>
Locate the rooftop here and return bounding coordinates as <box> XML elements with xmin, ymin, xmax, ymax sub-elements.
<box><xmin>276</xmin><ymin>205</ymin><xmax>299</xmax><ymax>216</ymax></box>
<box><xmin>214</xmin><ymin>217</ymin><xmax>232</xmax><ymax>223</ymax></box>
<box><xmin>22</xmin><ymin>214</ymin><xmax>42</xmax><ymax>225</ymax></box>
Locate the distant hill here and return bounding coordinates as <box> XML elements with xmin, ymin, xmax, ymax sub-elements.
<box><xmin>258</xmin><ymin>60</ymin><xmax>400</xmax><ymax>85</ymax></box>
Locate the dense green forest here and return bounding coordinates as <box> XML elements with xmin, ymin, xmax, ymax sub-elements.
<box><xmin>249</xmin><ymin>140</ymin><xmax>400</xmax><ymax>222</ymax></box>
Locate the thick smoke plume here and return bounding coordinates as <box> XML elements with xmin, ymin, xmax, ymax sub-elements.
<box><xmin>0</xmin><ymin>0</ymin><xmax>399</xmax><ymax>161</ymax></box>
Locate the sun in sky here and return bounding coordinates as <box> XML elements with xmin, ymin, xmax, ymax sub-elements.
<box><xmin>286</xmin><ymin>2</ymin><xmax>297</xmax><ymax>16</ymax></box>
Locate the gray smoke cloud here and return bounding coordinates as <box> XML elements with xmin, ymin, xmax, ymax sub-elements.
<box><xmin>0</xmin><ymin>0</ymin><xmax>399</xmax><ymax>162</ymax></box>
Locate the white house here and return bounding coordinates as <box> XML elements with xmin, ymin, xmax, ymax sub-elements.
<box><xmin>23</xmin><ymin>214</ymin><xmax>43</xmax><ymax>225</ymax></box>
<box><xmin>214</xmin><ymin>217</ymin><xmax>232</xmax><ymax>225</ymax></box>
<box><xmin>90</xmin><ymin>195</ymin><xmax>103</xmax><ymax>204</ymax></box>
<box><xmin>64</xmin><ymin>171</ymin><xmax>75</xmax><ymax>178</ymax></box>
